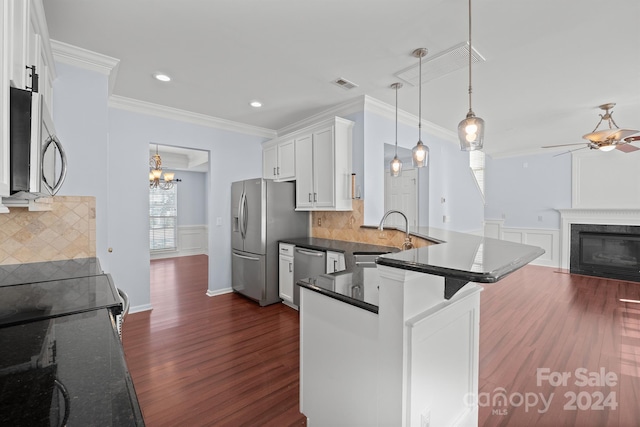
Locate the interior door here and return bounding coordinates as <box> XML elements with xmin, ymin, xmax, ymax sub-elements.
<box><xmin>384</xmin><ymin>168</ymin><xmax>418</xmax><ymax>228</ymax></box>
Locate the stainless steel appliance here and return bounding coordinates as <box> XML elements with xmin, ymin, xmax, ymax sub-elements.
<box><xmin>293</xmin><ymin>247</ymin><xmax>326</xmax><ymax>307</ymax></box>
<box><xmin>231</xmin><ymin>178</ymin><xmax>308</xmax><ymax>306</ymax></box>
<box><xmin>8</xmin><ymin>87</ymin><xmax>67</xmax><ymax>200</ymax></box>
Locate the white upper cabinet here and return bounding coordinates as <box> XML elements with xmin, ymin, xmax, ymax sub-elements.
<box><xmin>294</xmin><ymin>117</ymin><xmax>353</xmax><ymax>211</ymax></box>
<box><xmin>262</xmin><ymin>138</ymin><xmax>295</xmax><ymax>181</ymax></box>
<box><xmin>1</xmin><ymin>2</ymin><xmax>10</xmax><ymax>205</ymax></box>
<box><xmin>1</xmin><ymin>0</ymin><xmax>55</xmax><ymax>212</ymax></box>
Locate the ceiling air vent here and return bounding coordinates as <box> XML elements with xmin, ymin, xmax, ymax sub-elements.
<box><xmin>332</xmin><ymin>77</ymin><xmax>358</xmax><ymax>90</ymax></box>
<box><xmin>395</xmin><ymin>42</ymin><xmax>485</xmax><ymax>86</ymax></box>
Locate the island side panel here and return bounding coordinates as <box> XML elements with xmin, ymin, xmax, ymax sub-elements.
<box><xmin>299</xmin><ymin>287</ymin><xmax>378</xmax><ymax>426</ymax></box>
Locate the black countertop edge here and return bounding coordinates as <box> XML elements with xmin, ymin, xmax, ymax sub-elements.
<box><xmin>375</xmin><ymin>248</ymin><xmax>546</xmax><ymax>283</ymax></box>
<box><xmin>359</xmin><ymin>225</ymin><xmax>445</xmax><ymax>244</ymax></box>
<box><xmin>279</xmin><ymin>236</ymin><xmax>399</xmax><ymax>254</ymax></box>
<box><xmin>297</xmin><ymin>280</ymin><xmax>378</xmax><ymax>314</ymax></box>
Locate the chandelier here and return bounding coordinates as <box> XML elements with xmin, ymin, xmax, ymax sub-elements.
<box><xmin>149</xmin><ymin>145</ymin><xmax>176</xmax><ymax>190</ymax></box>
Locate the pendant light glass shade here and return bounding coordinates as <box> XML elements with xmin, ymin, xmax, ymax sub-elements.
<box><xmin>390</xmin><ymin>82</ymin><xmax>403</xmax><ymax>177</ymax></box>
<box><xmin>458</xmin><ymin>0</ymin><xmax>484</xmax><ymax>151</ymax></box>
<box><xmin>458</xmin><ymin>113</ymin><xmax>485</xmax><ymax>150</ymax></box>
<box><xmin>412</xmin><ymin>48</ymin><xmax>429</xmax><ymax>167</ymax></box>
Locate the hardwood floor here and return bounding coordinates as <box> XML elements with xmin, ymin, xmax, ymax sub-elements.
<box><xmin>123</xmin><ymin>255</ymin><xmax>640</xmax><ymax>426</ymax></box>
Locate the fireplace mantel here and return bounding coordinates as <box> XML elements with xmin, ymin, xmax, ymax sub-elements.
<box><xmin>557</xmin><ymin>208</ymin><xmax>640</xmax><ymax>269</ymax></box>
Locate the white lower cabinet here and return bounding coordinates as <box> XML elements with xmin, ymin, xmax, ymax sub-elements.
<box><xmin>326</xmin><ymin>251</ymin><xmax>345</xmax><ymax>274</ymax></box>
<box><xmin>278</xmin><ymin>243</ymin><xmax>295</xmax><ymax>304</ymax></box>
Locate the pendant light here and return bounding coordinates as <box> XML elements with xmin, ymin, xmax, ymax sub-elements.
<box><xmin>411</xmin><ymin>48</ymin><xmax>429</xmax><ymax>167</ymax></box>
<box><xmin>390</xmin><ymin>82</ymin><xmax>403</xmax><ymax>177</ymax></box>
<box><xmin>458</xmin><ymin>0</ymin><xmax>485</xmax><ymax>151</ymax></box>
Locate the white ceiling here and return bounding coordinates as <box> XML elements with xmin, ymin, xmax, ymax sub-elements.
<box><xmin>43</xmin><ymin>0</ymin><xmax>640</xmax><ymax>157</ymax></box>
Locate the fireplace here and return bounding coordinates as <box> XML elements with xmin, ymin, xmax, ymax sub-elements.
<box><xmin>570</xmin><ymin>224</ymin><xmax>640</xmax><ymax>282</ymax></box>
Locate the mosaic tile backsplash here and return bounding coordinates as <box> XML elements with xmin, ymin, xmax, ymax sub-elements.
<box><xmin>0</xmin><ymin>196</ymin><xmax>96</xmax><ymax>265</ymax></box>
<box><xmin>311</xmin><ymin>199</ymin><xmax>433</xmax><ymax>249</ymax></box>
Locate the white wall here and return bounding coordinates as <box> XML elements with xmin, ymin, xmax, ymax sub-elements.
<box><xmin>53</xmin><ymin>62</ymin><xmax>266</xmax><ymax>311</ymax></box>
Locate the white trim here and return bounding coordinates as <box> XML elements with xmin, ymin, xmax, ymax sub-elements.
<box><xmin>557</xmin><ymin>209</ymin><xmax>640</xmax><ymax>269</ymax></box>
<box><xmin>109</xmin><ymin>95</ymin><xmax>277</xmax><ymax>138</ymax></box>
<box><xmin>206</xmin><ymin>287</ymin><xmax>233</xmax><ymax>297</ymax></box>
<box><xmin>129</xmin><ymin>303</ymin><xmax>153</xmax><ymax>314</ymax></box>
<box><xmin>484</xmin><ymin>220</ymin><xmax>560</xmax><ymax>268</ymax></box>
<box><xmin>277</xmin><ymin>95</ymin><xmax>459</xmax><ymax>145</ymax></box>
<box><xmin>150</xmin><ymin>225</ymin><xmax>209</xmax><ymax>259</ymax></box>
<box><xmin>31</xmin><ymin>0</ymin><xmax>57</xmax><ymax>80</ymax></box>
<box><xmin>277</xmin><ymin>97</ymin><xmax>365</xmax><ymax>135</ymax></box>
<box><xmin>364</xmin><ymin>96</ymin><xmax>458</xmax><ymax>145</ymax></box>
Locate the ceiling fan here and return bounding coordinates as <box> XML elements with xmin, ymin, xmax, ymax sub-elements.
<box><xmin>542</xmin><ymin>103</ymin><xmax>640</xmax><ymax>154</ymax></box>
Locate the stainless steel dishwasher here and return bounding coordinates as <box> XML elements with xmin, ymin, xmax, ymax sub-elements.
<box><xmin>293</xmin><ymin>247</ymin><xmax>326</xmax><ymax>307</ymax></box>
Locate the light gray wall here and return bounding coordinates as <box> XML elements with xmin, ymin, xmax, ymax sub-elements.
<box><xmin>53</xmin><ymin>62</ymin><xmax>266</xmax><ymax>309</ymax></box>
<box><xmin>165</xmin><ymin>169</ymin><xmax>208</xmax><ymax>226</ymax></box>
<box><xmin>485</xmin><ymin>152</ymin><xmax>572</xmax><ymax>228</ymax></box>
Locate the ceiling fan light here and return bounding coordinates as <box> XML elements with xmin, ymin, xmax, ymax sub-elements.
<box><xmin>598</xmin><ymin>144</ymin><xmax>617</xmax><ymax>152</ymax></box>
<box><xmin>458</xmin><ymin>114</ymin><xmax>485</xmax><ymax>151</ymax></box>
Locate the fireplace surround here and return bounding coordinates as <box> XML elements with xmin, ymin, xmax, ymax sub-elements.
<box><xmin>570</xmin><ymin>224</ymin><xmax>640</xmax><ymax>282</ymax></box>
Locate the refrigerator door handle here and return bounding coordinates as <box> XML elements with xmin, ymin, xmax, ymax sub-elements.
<box><xmin>241</xmin><ymin>191</ymin><xmax>249</xmax><ymax>239</ymax></box>
<box><xmin>237</xmin><ymin>192</ymin><xmax>243</xmax><ymax>238</ymax></box>
<box><xmin>233</xmin><ymin>252</ymin><xmax>261</xmax><ymax>262</ymax></box>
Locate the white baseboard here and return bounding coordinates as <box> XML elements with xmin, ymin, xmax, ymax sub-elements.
<box><xmin>151</xmin><ymin>225</ymin><xmax>208</xmax><ymax>260</ymax></box>
<box><xmin>484</xmin><ymin>220</ymin><xmax>560</xmax><ymax>268</ymax></box>
<box><xmin>206</xmin><ymin>287</ymin><xmax>233</xmax><ymax>297</ymax></box>
<box><xmin>129</xmin><ymin>303</ymin><xmax>153</xmax><ymax>314</ymax></box>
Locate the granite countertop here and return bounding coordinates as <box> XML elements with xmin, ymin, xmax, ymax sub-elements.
<box><xmin>0</xmin><ymin>309</ymin><xmax>144</xmax><ymax>426</ymax></box>
<box><xmin>298</xmin><ymin>264</ymin><xmax>381</xmax><ymax>314</ymax></box>
<box><xmin>0</xmin><ymin>257</ymin><xmax>103</xmax><ymax>287</ymax></box>
<box><xmin>0</xmin><ymin>258</ymin><xmax>144</xmax><ymax>426</ymax></box>
<box><xmin>279</xmin><ymin>237</ymin><xmax>399</xmax><ymax>269</ymax></box>
<box><xmin>296</xmin><ymin>229</ymin><xmax>544</xmax><ymax>313</ymax></box>
<box><xmin>0</xmin><ymin>273</ymin><xmax>122</xmax><ymax>328</ymax></box>
<box><xmin>373</xmin><ymin>226</ymin><xmax>545</xmax><ymax>283</ymax></box>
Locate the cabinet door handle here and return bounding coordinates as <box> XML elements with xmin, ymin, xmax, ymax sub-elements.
<box><xmin>309</xmin><ymin>193</ymin><xmax>312</xmax><ymax>202</ymax></box>
<box><xmin>314</xmin><ymin>193</ymin><xmax>317</xmax><ymax>202</ymax></box>
<box><xmin>333</xmin><ymin>259</ymin><xmax>337</xmax><ymax>271</ymax></box>
<box><xmin>277</xmin><ymin>166</ymin><xmax>280</xmax><ymax>175</ymax></box>
<box><xmin>273</xmin><ymin>167</ymin><xmax>277</xmax><ymax>176</ymax></box>
<box><xmin>289</xmin><ymin>262</ymin><xmax>292</xmax><ymax>273</ymax></box>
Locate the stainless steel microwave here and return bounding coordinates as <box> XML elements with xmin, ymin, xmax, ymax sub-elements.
<box><xmin>9</xmin><ymin>87</ymin><xmax>67</xmax><ymax>199</ymax></box>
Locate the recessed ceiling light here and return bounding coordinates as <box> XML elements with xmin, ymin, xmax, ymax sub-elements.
<box><xmin>154</xmin><ymin>73</ymin><xmax>171</xmax><ymax>82</ymax></box>
<box><xmin>249</xmin><ymin>100</ymin><xmax>263</xmax><ymax>108</ymax></box>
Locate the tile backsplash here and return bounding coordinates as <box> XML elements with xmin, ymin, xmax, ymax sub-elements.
<box><xmin>311</xmin><ymin>199</ymin><xmax>433</xmax><ymax>249</ymax></box>
<box><xmin>0</xmin><ymin>196</ymin><xmax>96</xmax><ymax>265</ymax></box>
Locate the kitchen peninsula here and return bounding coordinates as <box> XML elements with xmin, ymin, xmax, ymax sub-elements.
<box><xmin>299</xmin><ymin>228</ymin><xmax>544</xmax><ymax>427</ymax></box>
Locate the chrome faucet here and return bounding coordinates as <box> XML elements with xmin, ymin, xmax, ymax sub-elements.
<box><xmin>378</xmin><ymin>210</ymin><xmax>414</xmax><ymax>250</ymax></box>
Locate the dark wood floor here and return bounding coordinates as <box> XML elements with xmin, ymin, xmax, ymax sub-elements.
<box><xmin>123</xmin><ymin>255</ymin><xmax>640</xmax><ymax>426</ymax></box>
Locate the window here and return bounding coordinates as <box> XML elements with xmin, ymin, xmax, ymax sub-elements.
<box><xmin>149</xmin><ymin>186</ymin><xmax>177</xmax><ymax>251</ymax></box>
<box><xmin>470</xmin><ymin>150</ymin><xmax>485</xmax><ymax>202</ymax></box>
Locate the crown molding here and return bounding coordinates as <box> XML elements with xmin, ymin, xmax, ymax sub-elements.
<box><xmin>50</xmin><ymin>40</ymin><xmax>120</xmax><ymax>95</ymax></box>
<box><xmin>109</xmin><ymin>95</ymin><xmax>277</xmax><ymax>139</ymax></box>
<box><xmin>276</xmin><ymin>97</ymin><xmax>365</xmax><ymax>135</ymax></box>
<box><xmin>32</xmin><ymin>0</ymin><xmax>57</xmax><ymax>80</ymax></box>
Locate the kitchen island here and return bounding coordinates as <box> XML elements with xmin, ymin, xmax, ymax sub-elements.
<box><xmin>298</xmin><ymin>228</ymin><xmax>544</xmax><ymax>427</ymax></box>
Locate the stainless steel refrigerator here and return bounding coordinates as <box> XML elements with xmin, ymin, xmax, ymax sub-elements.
<box><xmin>231</xmin><ymin>178</ymin><xmax>308</xmax><ymax>306</ymax></box>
